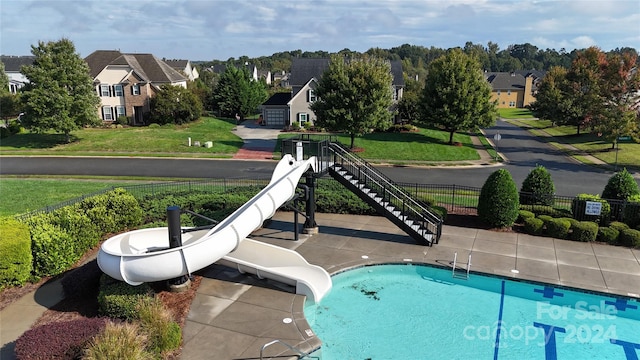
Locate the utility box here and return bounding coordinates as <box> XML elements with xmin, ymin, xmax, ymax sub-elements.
<box><xmin>205</xmin><ymin>141</ymin><xmax>213</xmax><ymax>148</ymax></box>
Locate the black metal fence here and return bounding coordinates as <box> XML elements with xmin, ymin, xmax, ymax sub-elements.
<box><xmin>15</xmin><ymin>178</ymin><xmax>640</xmax><ymax>226</ymax></box>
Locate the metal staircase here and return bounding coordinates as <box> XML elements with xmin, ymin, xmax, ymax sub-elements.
<box><xmin>327</xmin><ymin>141</ymin><xmax>442</xmax><ymax>246</ymax></box>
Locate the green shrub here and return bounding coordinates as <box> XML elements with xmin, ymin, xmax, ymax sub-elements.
<box><xmin>609</xmin><ymin>221</ymin><xmax>630</xmax><ymax>232</ymax></box>
<box><xmin>570</xmin><ymin>221</ymin><xmax>598</xmax><ymax>242</ymax></box>
<box><xmin>537</xmin><ymin>215</ymin><xmax>553</xmax><ymax>228</ymax></box>
<box><xmin>618</xmin><ymin>228</ymin><xmax>640</xmax><ymax>248</ymax></box>
<box><xmin>477</xmin><ymin>169</ymin><xmax>520</xmax><ymax>228</ymax></box>
<box><xmin>571</xmin><ymin>194</ymin><xmax>611</xmax><ymax>226</ymax></box>
<box><xmin>524</xmin><ymin>217</ymin><xmax>544</xmax><ymax>235</ymax></box>
<box><xmin>25</xmin><ymin>214</ymin><xmax>78</xmax><ymax>277</ymax></box>
<box><xmin>50</xmin><ymin>205</ymin><xmax>101</xmax><ymax>255</ymax></box>
<box><xmin>602</xmin><ymin>168</ymin><xmax>640</xmax><ymax>200</ymax></box>
<box><xmin>0</xmin><ymin>217</ymin><xmax>32</xmax><ymax>289</ymax></box>
<box><xmin>97</xmin><ymin>275</ymin><xmax>154</xmax><ymax>320</ymax></box>
<box><xmin>520</xmin><ymin>165</ymin><xmax>555</xmax><ymax>206</ymax></box>
<box><xmin>517</xmin><ymin>210</ymin><xmax>535</xmax><ymax>223</ymax></box>
<box><xmin>83</xmin><ymin>322</ymin><xmax>153</xmax><ymax>360</ymax></box>
<box><xmin>597</xmin><ymin>227</ymin><xmax>619</xmax><ymax>244</ymax></box>
<box><xmin>136</xmin><ymin>297</ymin><xmax>182</xmax><ymax>356</ymax></box>
<box><xmin>61</xmin><ymin>259</ymin><xmax>102</xmax><ymax>298</ymax></box>
<box><xmin>79</xmin><ymin>188</ymin><xmax>142</xmax><ymax>234</ymax></box>
<box><xmin>622</xmin><ymin>196</ymin><xmax>640</xmax><ymax>228</ymax></box>
<box><xmin>431</xmin><ymin>206</ymin><xmax>447</xmax><ymax>222</ymax></box>
<box><xmin>519</xmin><ymin>204</ymin><xmax>571</xmax><ymax>218</ymax></box>
<box><xmin>116</xmin><ymin>115</ymin><xmax>129</xmax><ymax>125</ymax></box>
<box><xmin>559</xmin><ymin>217</ymin><xmax>580</xmax><ymax>229</ymax></box>
<box><xmin>546</xmin><ymin>218</ymin><xmax>571</xmax><ymax>239</ymax></box>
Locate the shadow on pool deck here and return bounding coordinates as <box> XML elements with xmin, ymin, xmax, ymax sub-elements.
<box><xmin>179</xmin><ymin>211</ymin><xmax>640</xmax><ymax>360</ymax></box>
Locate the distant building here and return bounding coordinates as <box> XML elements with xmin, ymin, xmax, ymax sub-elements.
<box><xmin>1</xmin><ymin>55</ymin><xmax>35</xmax><ymax>94</ymax></box>
<box><xmin>261</xmin><ymin>58</ymin><xmax>404</xmax><ymax>128</ymax></box>
<box><xmin>164</xmin><ymin>59</ymin><xmax>199</xmax><ymax>81</ymax></box>
<box><xmin>85</xmin><ymin>50</ymin><xmax>187</xmax><ymax>125</ymax></box>
<box><xmin>485</xmin><ymin>70</ymin><xmax>545</xmax><ymax>108</ymax></box>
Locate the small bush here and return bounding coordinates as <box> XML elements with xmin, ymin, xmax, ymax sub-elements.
<box><xmin>622</xmin><ymin>196</ymin><xmax>640</xmax><ymax>228</ymax></box>
<box><xmin>619</xmin><ymin>228</ymin><xmax>640</xmax><ymax>248</ymax></box>
<box><xmin>602</xmin><ymin>168</ymin><xmax>640</xmax><ymax>200</ymax></box>
<box><xmin>597</xmin><ymin>227</ymin><xmax>619</xmax><ymax>244</ymax></box>
<box><xmin>97</xmin><ymin>275</ymin><xmax>154</xmax><ymax>320</ymax></box>
<box><xmin>519</xmin><ymin>204</ymin><xmax>571</xmax><ymax>218</ymax></box>
<box><xmin>477</xmin><ymin>169</ymin><xmax>520</xmax><ymax>228</ymax></box>
<box><xmin>537</xmin><ymin>215</ymin><xmax>553</xmax><ymax>228</ymax></box>
<box><xmin>25</xmin><ymin>214</ymin><xmax>78</xmax><ymax>277</ymax></box>
<box><xmin>83</xmin><ymin>321</ymin><xmax>153</xmax><ymax>360</ymax></box>
<box><xmin>15</xmin><ymin>318</ymin><xmax>108</xmax><ymax>360</ymax></box>
<box><xmin>0</xmin><ymin>217</ymin><xmax>32</xmax><ymax>289</ymax></box>
<box><xmin>570</xmin><ymin>221</ymin><xmax>598</xmax><ymax>242</ymax></box>
<box><xmin>50</xmin><ymin>205</ymin><xmax>102</xmax><ymax>255</ymax></box>
<box><xmin>609</xmin><ymin>221</ymin><xmax>630</xmax><ymax>232</ymax></box>
<box><xmin>136</xmin><ymin>297</ymin><xmax>182</xmax><ymax>356</ymax></box>
<box><xmin>517</xmin><ymin>210</ymin><xmax>535</xmax><ymax>223</ymax></box>
<box><xmin>559</xmin><ymin>217</ymin><xmax>580</xmax><ymax>229</ymax></box>
<box><xmin>116</xmin><ymin>115</ymin><xmax>129</xmax><ymax>125</ymax></box>
<box><xmin>520</xmin><ymin>165</ymin><xmax>555</xmax><ymax>206</ymax></box>
<box><xmin>524</xmin><ymin>217</ymin><xmax>544</xmax><ymax>235</ymax></box>
<box><xmin>546</xmin><ymin>218</ymin><xmax>571</xmax><ymax>239</ymax></box>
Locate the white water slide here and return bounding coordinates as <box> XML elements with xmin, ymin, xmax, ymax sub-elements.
<box><xmin>97</xmin><ymin>154</ymin><xmax>332</xmax><ymax>302</ymax></box>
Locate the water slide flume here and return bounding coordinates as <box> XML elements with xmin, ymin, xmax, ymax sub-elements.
<box><xmin>97</xmin><ymin>154</ymin><xmax>332</xmax><ymax>302</ymax></box>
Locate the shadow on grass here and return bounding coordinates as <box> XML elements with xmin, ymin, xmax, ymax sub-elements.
<box><xmin>0</xmin><ymin>133</ymin><xmax>77</xmax><ymax>149</ymax></box>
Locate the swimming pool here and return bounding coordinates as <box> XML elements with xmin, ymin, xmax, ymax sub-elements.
<box><xmin>304</xmin><ymin>264</ymin><xmax>640</xmax><ymax>359</ymax></box>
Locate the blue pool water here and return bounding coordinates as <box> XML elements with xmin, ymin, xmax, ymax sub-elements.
<box><xmin>304</xmin><ymin>264</ymin><xmax>640</xmax><ymax>359</ymax></box>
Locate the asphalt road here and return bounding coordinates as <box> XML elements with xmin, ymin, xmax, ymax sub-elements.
<box><xmin>0</xmin><ymin>120</ymin><xmax>621</xmax><ymax>197</ymax></box>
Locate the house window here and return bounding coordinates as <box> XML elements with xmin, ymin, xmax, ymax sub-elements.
<box><xmin>115</xmin><ymin>106</ymin><xmax>126</xmax><ymax>119</ymax></box>
<box><xmin>507</xmin><ymin>90</ymin><xmax>511</xmax><ymax>95</ymax></box>
<box><xmin>102</xmin><ymin>106</ymin><xmax>113</xmax><ymax>121</ymax></box>
<box><xmin>298</xmin><ymin>113</ymin><xmax>308</xmax><ymax>124</ymax></box>
<box><xmin>496</xmin><ymin>90</ymin><xmax>500</xmax><ymax>96</ymax></box>
<box><xmin>132</xmin><ymin>84</ymin><xmax>140</xmax><ymax>95</ymax></box>
<box><xmin>113</xmin><ymin>84</ymin><xmax>124</xmax><ymax>97</ymax></box>
<box><xmin>509</xmin><ymin>101</ymin><xmax>516</xmax><ymax>107</ymax></box>
<box><xmin>308</xmin><ymin>89</ymin><xmax>316</xmax><ymax>103</ymax></box>
<box><xmin>100</xmin><ymin>84</ymin><xmax>110</xmax><ymax>97</ymax></box>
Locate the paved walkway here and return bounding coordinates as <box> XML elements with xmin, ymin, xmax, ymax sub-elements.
<box><xmin>2</xmin><ymin>213</ymin><xmax>640</xmax><ymax>359</ymax></box>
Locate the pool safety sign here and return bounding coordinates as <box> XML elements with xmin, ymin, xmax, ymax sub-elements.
<box><xmin>585</xmin><ymin>201</ymin><xmax>602</xmax><ymax>216</ymax></box>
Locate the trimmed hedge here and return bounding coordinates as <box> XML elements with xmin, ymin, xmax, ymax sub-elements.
<box><xmin>546</xmin><ymin>218</ymin><xmax>571</xmax><ymax>239</ymax></box>
<box><xmin>24</xmin><ymin>214</ymin><xmax>77</xmax><ymax>277</ymax></box>
<box><xmin>524</xmin><ymin>217</ymin><xmax>544</xmax><ymax>235</ymax></box>
<box><xmin>98</xmin><ymin>275</ymin><xmax>154</xmax><ymax>320</ymax></box>
<box><xmin>0</xmin><ymin>217</ymin><xmax>32</xmax><ymax>289</ymax></box>
<box><xmin>602</xmin><ymin>168</ymin><xmax>640</xmax><ymax>200</ymax></box>
<box><xmin>518</xmin><ymin>210</ymin><xmax>535</xmax><ymax>223</ymax></box>
<box><xmin>619</xmin><ymin>228</ymin><xmax>640</xmax><ymax>248</ymax></box>
<box><xmin>79</xmin><ymin>188</ymin><xmax>143</xmax><ymax>234</ymax></box>
<box><xmin>597</xmin><ymin>227</ymin><xmax>620</xmax><ymax>245</ymax></box>
<box><xmin>623</xmin><ymin>197</ymin><xmax>640</xmax><ymax>229</ymax></box>
<box><xmin>15</xmin><ymin>317</ymin><xmax>108</xmax><ymax>360</ymax></box>
<box><xmin>520</xmin><ymin>165</ymin><xmax>555</xmax><ymax>206</ymax></box>
<box><xmin>570</xmin><ymin>221</ymin><xmax>598</xmax><ymax>242</ymax></box>
<box><xmin>610</xmin><ymin>221</ymin><xmax>630</xmax><ymax>232</ymax></box>
<box><xmin>519</xmin><ymin>204</ymin><xmax>571</xmax><ymax>218</ymax></box>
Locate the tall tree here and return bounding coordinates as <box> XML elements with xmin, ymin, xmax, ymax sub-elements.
<box><xmin>310</xmin><ymin>55</ymin><xmax>394</xmax><ymax>149</ymax></box>
<box><xmin>20</xmin><ymin>39</ymin><xmax>100</xmax><ymax>142</ymax></box>
<box><xmin>0</xmin><ymin>62</ymin><xmax>9</xmax><ymax>95</ymax></box>
<box><xmin>210</xmin><ymin>66</ymin><xmax>267</xmax><ymax>120</ymax></box>
<box><xmin>0</xmin><ymin>61</ymin><xmax>21</xmax><ymax>121</ymax></box>
<box><xmin>420</xmin><ymin>49</ymin><xmax>497</xmax><ymax>144</ymax></box>
<box><xmin>529</xmin><ymin>66</ymin><xmax>585</xmax><ymax>131</ymax></box>
<box><xmin>150</xmin><ymin>85</ymin><xmax>202</xmax><ymax>125</ymax></box>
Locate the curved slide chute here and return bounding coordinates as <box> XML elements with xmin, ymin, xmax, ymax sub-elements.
<box><xmin>98</xmin><ymin>154</ymin><xmax>332</xmax><ymax>302</ymax></box>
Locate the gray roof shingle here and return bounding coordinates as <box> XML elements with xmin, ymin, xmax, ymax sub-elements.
<box><xmin>85</xmin><ymin>50</ymin><xmax>186</xmax><ymax>83</ymax></box>
<box><xmin>1</xmin><ymin>55</ymin><xmax>35</xmax><ymax>72</ymax></box>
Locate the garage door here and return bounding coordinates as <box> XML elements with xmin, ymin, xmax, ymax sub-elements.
<box><xmin>266</xmin><ymin>109</ymin><xmax>286</xmax><ymax>126</ymax></box>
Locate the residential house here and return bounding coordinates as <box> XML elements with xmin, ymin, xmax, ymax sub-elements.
<box><xmin>260</xmin><ymin>58</ymin><xmax>404</xmax><ymax>128</ymax></box>
<box><xmin>85</xmin><ymin>50</ymin><xmax>187</xmax><ymax>125</ymax></box>
<box><xmin>485</xmin><ymin>70</ymin><xmax>545</xmax><ymax>108</ymax></box>
<box><xmin>164</xmin><ymin>59</ymin><xmax>199</xmax><ymax>81</ymax></box>
<box><xmin>1</xmin><ymin>55</ymin><xmax>35</xmax><ymax>94</ymax></box>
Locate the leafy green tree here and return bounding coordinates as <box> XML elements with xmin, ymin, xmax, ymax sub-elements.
<box><xmin>520</xmin><ymin>165</ymin><xmax>555</xmax><ymax>206</ymax></box>
<box><xmin>150</xmin><ymin>85</ymin><xmax>202</xmax><ymax>125</ymax></box>
<box><xmin>0</xmin><ymin>62</ymin><xmax>9</xmax><ymax>95</ymax></box>
<box><xmin>397</xmin><ymin>77</ymin><xmax>422</xmax><ymax>123</ymax></box>
<box><xmin>602</xmin><ymin>168</ymin><xmax>640</xmax><ymax>200</ymax></box>
<box><xmin>0</xmin><ymin>62</ymin><xmax>22</xmax><ymax>121</ymax></box>
<box><xmin>20</xmin><ymin>38</ymin><xmax>100</xmax><ymax>142</ymax></box>
<box><xmin>420</xmin><ymin>49</ymin><xmax>497</xmax><ymax>144</ymax></box>
<box><xmin>210</xmin><ymin>66</ymin><xmax>268</xmax><ymax>120</ymax></box>
<box><xmin>529</xmin><ymin>66</ymin><xmax>581</xmax><ymax>129</ymax></box>
<box><xmin>477</xmin><ymin>169</ymin><xmax>520</xmax><ymax>228</ymax></box>
<box><xmin>310</xmin><ymin>55</ymin><xmax>394</xmax><ymax>149</ymax></box>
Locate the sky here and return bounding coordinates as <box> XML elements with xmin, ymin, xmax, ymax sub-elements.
<box><xmin>1</xmin><ymin>0</ymin><xmax>639</xmax><ymax>61</ymax></box>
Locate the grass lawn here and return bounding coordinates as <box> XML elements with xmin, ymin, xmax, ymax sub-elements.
<box><xmin>510</xmin><ymin>119</ymin><xmax>640</xmax><ymax>170</ymax></box>
<box><xmin>0</xmin><ymin>178</ymin><xmax>143</xmax><ymax>216</ymax></box>
<box><xmin>279</xmin><ymin>128</ymin><xmax>480</xmax><ymax>163</ymax></box>
<box><xmin>497</xmin><ymin>108</ymin><xmax>535</xmax><ymax>119</ymax></box>
<box><xmin>0</xmin><ymin>117</ymin><xmax>244</xmax><ymax>158</ymax></box>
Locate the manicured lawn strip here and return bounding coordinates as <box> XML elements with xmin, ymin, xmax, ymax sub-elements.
<box><xmin>0</xmin><ymin>179</ymin><xmax>141</xmax><ymax>216</ymax></box>
<box><xmin>476</xmin><ymin>133</ymin><xmax>500</xmax><ymax>161</ymax></box>
<box><xmin>0</xmin><ymin>117</ymin><xmax>244</xmax><ymax>157</ymax></box>
<box><xmin>278</xmin><ymin>128</ymin><xmax>480</xmax><ymax>162</ymax></box>
<box><xmin>497</xmin><ymin>108</ymin><xmax>535</xmax><ymax>119</ymax></box>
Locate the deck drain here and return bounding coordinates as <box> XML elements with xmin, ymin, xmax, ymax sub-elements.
<box><xmin>361</xmin><ymin>255</ymin><xmax>369</xmax><ymax>259</ymax></box>
<box><xmin>282</xmin><ymin>318</ymin><xmax>292</xmax><ymax>324</ymax></box>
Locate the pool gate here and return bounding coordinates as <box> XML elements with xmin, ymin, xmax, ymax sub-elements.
<box><xmin>281</xmin><ymin>135</ymin><xmax>443</xmax><ymax>245</ymax></box>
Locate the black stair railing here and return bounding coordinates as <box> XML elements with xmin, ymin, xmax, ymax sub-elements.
<box><xmin>329</xmin><ymin>141</ymin><xmax>442</xmax><ymax>243</ymax></box>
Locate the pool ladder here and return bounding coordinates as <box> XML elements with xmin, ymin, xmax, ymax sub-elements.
<box><xmin>452</xmin><ymin>252</ymin><xmax>471</xmax><ymax>280</ymax></box>
<box><xmin>260</xmin><ymin>339</ymin><xmax>319</xmax><ymax>360</ymax></box>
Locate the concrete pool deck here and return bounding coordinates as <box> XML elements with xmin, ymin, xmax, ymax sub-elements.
<box><xmin>180</xmin><ymin>211</ymin><xmax>640</xmax><ymax>360</ymax></box>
